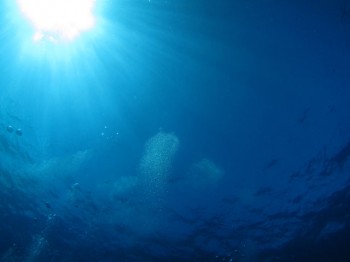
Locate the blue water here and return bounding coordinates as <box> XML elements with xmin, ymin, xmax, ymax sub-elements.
<box><xmin>1</xmin><ymin>0</ymin><xmax>350</xmax><ymax>261</ymax></box>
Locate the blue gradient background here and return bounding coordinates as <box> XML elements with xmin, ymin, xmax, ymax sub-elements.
<box><xmin>1</xmin><ymin>0</ymin><xmax>350</xmax><ymax>261</ymax></box>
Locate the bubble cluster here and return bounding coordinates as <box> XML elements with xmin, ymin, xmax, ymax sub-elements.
<box><xmin>26</xmin><ymin>214</ymin><xmax>56</xmax><ymax>262</ymax></box>
<box><xmin>139</xmin><ymin>131</ymin><xmax>179</xmax><ymax>194</ymax></box>
<box><xmin>6</xmin><ymin>125</ymin><xmax>22</xmax><ymax>136</ymax></box>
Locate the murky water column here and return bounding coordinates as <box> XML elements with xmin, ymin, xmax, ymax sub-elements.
<box><xmin>1</xmin><ymin>244</ymin><xmax>19</xmax><ymax>261</ymax></box>
<box><xmin>187</xmin><ymin>158</ymin><xmax>224</xmax><ymax>189</ymax></box>
<box><xmin>139</xmin><ymin>131</ymin><xmax>179</xmax><ymax>205</ymax></box>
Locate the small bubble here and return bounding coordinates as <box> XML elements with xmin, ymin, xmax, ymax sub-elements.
<box><xmin>6</xmin><ymin>125</ymin><xmax>13</xmax><ymax>133</ymax></box>
<box><xmin>16</xmin><ymin>128</ymin><xmax>23</xmax><ymax>136</ymax></box>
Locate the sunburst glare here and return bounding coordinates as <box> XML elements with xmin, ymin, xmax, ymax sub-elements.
<box><xmin>17</xmin><ymin>0</ymin><xmax>96</xmax><ymax>42</ymax></box>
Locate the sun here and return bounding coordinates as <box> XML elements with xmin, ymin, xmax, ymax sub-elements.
<box><xmin>17</xmin><ymin>0</ymin><xmax>96</xmax><ymax>42</ymax></box>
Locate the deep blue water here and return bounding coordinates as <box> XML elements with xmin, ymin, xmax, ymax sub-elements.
<box><xmin>1</xmin><ymin>0</ymin><xmax>350</xmax><ymax>261</ymax></box>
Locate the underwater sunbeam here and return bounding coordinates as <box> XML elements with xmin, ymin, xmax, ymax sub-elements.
<box><xmin>17</xmin><ymin>0</ymin><xmax>95</xmax><ymax>42</ymax></box>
